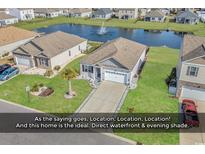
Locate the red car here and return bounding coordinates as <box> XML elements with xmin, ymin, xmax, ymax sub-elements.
<box><xmin>182</xmin><ymin>99</ymin><xmax>199</xmax><ymax>127</ymax></box>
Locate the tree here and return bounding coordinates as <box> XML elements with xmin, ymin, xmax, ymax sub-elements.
<box><xmin>61</xmin><ymin>67</ymin><xmax>77</xmax><ymax>96</ymax></box>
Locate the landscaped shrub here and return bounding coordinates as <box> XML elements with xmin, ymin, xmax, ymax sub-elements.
<box><xmin>2</xmin><ymin>52</ymin><xmax>10</xmax><ymax>57</ymax></box>
<box><xmin>38</xmin><ymin>83</ymin><xmax>44</xmax><ymax>87</ymax></box>
<box><xmin>31</xmin><ymin>84</ymin><xmax>39</xmax><ymax>92</ymax></box>
<box><xmin>54</xmin><ymin>65</ymin><xmax>61</xmax><ymax>71</ymax></box>
<box><xmin>165</xmin><ymin>67</ymin><xmax>176</xmax><ymax>86</ymax></box>
<box><xmin>44</xmin><ymin>69</ymin><xmax>54</xmax><ymax>77</ymax></box>
<box><xmin>39</xmin><ymin>87</ymin><xmax>54</xmax><ymax>97</ymax></box>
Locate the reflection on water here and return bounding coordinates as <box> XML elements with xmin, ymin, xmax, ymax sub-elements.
<box><xmin>35</xmin><ymin>23</ymin><xmax>184</xmax><ymax>49</ymax></box>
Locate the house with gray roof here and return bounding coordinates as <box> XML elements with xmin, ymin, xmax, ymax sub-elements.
<box><xmin>0</xmin><ymin>12</ymin><xmax>18</xmax><ymax>26</ymax></box>
<box><xmin>34</xmin><ymin>8</ymin><xmax>63</xmax><ymax>18</ymax></box>
<box><xmin>92</xmin><ymin>8</ymin><xmax>113</xmax><ymax>19</ymax></box>
<box><xmin>176</xmin><ymin>35</ymin><xmax>205</xmax><ymax>101</ymax></box>
<box><xmin>175</xmin><ymin>10</ymin><xmax>199</xmax><ymax>24</ymax></box>
<box><xmin>80</xmin><ymin>37</ymin><xmax>148</xmax><ymax>87</ymax></box>
<box><xmin>67</xmin><ymin>8</ymin><xmax>92</xmax><ymax>17</ymax></box>
<box><xmin>144</xmin><ymin>10</ymin><xmax>165</xmax><ymax>22</ymax></box>
<box><xmin>13</xmin><ymin>31</ymin><xmax>87</xmax><ymax>69</ymax></box>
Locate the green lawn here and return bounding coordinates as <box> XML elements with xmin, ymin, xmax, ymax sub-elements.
<box><xmin>0</xmin><ymin>56</ymin><xmax>92</xmax><ymax>113</ymax></box>
<box><xmin>0</xmin><ymin>46</ymin><xmax>180</xmax><ymax>144</ymax></box>
<box><xmin>117</xmin><ymin>47</ymin><xmax>179</xmax><ymax>144</ymax></box>
<box><xmin>15</xmin><ymin>16</ymin><xmax>205</xmax><ymax>36</ymax></box>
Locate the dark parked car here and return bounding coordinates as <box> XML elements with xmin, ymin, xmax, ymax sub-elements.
<box><xmin>182</xmin><ymin>99</ymin><xmax>199</xmax><ymax>127</ymax></box>
<box><xmin>0</xmin><ymin>67</ymin><xmax>19</xmax><ymax>81</ymax></box>
<box><xmin>0</xmin><ymin>64</ymin><xmax>11</xmax><ymax>74</ymax></box>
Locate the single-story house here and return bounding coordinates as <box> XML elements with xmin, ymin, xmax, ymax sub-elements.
<box><xmin>92</xmin><ymin>8</ymin><xmax>113</xmax><ymax>19</ymax></box>
<box><xmin>176</xmin><ymin>35</ymin><xmax>205</xmax><ymax>101</ymax></box>
<box><xmin>0</xmin><ymin>26</ymin><xmax>38</xmax><ymax>57</ymax></box>
<box><xmin>80</xmin><ymin>37</ymin><xmax>148</xmax><ymax>87</ymax></box>
<box><xmin>13</xmin><ymin>31</ymin><xmax>87</xmax><ymax>69</ymax></box>
<box><xmin>175</xmin><ymin>11</ymin><xmax>199</xmax><ymax>24</ymax></box>
<box><xmin>67</xmin><ymin>8</ymin><xmax>92</xmax><ymax>17</ymax></box>
<box><xmin>0</xmin><ymin>12</ymin><xmax>18</xmax><ymax>26</ymax></box>
<box><xmin>34</xmin><ymin>8</ymin><xmax>62</xmax><ymax>18</ymax></box>
<box><xmin>118</xmin><ymin>8</ymin><xmax>138</xmax><ymax>19</ymax></box>
<box><xmin>144</xmin><ymin>10</ymin><xmax>165</xmax><ymax>22</ymax></box>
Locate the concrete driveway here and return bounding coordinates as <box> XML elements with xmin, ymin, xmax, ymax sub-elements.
<box><xmin>77</xmin><ymin>81</ymin><xmax>127</xmax><ymax>113</ymax></box>
<box><xmin>180</xmin><ymin>101</ymin><xmax>205</xmax><ymax>145</ymax></box>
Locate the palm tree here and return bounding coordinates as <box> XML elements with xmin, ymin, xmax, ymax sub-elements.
<box><xmin>61</xmin><ymin>67</ymin><xmax>77</xmax><ymax>96</ymax></box>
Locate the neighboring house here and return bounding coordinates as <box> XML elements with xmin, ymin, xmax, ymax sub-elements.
<box><xmin>0</xmin><ymin>8</ymin><xmax>9</xmax><ymax>14</ymax></box>
<box><xmin>0</xmin><ymin>26</ymin><xmax>38</xmax><ymax>57</ymax></box>
<box><xmin>176</xmin><ymin>35</ymin><xmax>205</xmax><ymax>101</ymax></box>
<box><xmin>144</xmin><ymin>10</ymin><xmax>165</xmax><ymax>22</ymax></box>
<box><xmin>34</xmin><ymin>8</ymin><xmax>62</xmax><ymax>18</ymax></box>
<box><xmin>139</xmin><ymin>8</ymin><xmax>150</xmax><ymax>18</ymax></box>
<box><xmin>196</xmin><ymin>11</ymin><xmax>205</xmax><ymax>22</ymax></box>
<box><xmin>0</xmin><ymin>12</ymin><xmax>18</xmax><ymax>26</ymax></box>
<box><xmin>118</xmin><ymin>8</ymin><xmax>138</xmax><ymax>19</ymax></box>
<box><xmin>160</xmin><ymin>8</ymin><xmax>171</xmax><ymax>15</ymax></box>
<box><xmin>175</xmin><ymin>10</ymin><xmax>199</xmax><ymax>24</ymax></box>
<box><xmin>13</xmin><ymin>31</ymin><xmax>87</xmax><ymax>69</ymax></box>
<box><xmin>80</xmin><ymin>37</ymin><xmax>148</xmax><ymax>87</ymax></box>
<box><xmin>92</xmin><ymin>8</ymin><xmax>113</xmax><ymax>19</ymax></box>
<box><xmin>8</xmin><ymin>8</ymin><xmax>35</xmax><ymax>21</ymax></box>
<box><xmin>67</xmin><ymin>8</ymin><xmax>92</xmax><ymax>17</ymax></box>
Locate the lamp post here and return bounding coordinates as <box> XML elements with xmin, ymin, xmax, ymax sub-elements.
<box><xmin>25</xmin><ymin>85</ymin><xmax>31</xmax><ymax>103</ymax></box>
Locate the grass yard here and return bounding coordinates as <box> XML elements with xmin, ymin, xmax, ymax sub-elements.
<box><xmin>15</xmin><ymin>16</ymin><xmax>205</xmax><ymax>36</ymax></box>
<box><xmin>117</xmin><ymin>47</ymin><xmax>179</xmax><ymax>144</ymax></box>
<box><xmin>0</xmin><ymin>56</ymin><xmax>92</xmax><ymax>113</ymax></box>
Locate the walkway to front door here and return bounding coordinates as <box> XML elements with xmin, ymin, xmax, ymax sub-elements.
<box><xmin>77</xmin><ymin>81</ymin><xmax>127</xmax><ymax>113</ymax></box>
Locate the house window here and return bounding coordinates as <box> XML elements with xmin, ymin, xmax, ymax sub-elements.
<box><xmin>82</xmin><ymin>65</ymin><xmax>93</xmax><ymax>73</ymax></box>
<box><xmin>186</xmin><ymin>66</ymin><xmax>199</xmax><ymax>77</ymax></box>
<box><xmin>82</xmin><ymin>65</ymin><xmax>88</xmax><ymax>72</ymax></box>
<box><xmin>88</xmin><ymin>66</ymin><xmax>93</xmax><ymax>73</ymax></box>
<box><xmin>39</xmin><ymin>58</ymin><xmax>49</xmax><ymax>67</ymax></box>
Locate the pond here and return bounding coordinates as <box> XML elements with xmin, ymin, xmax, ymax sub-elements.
<box><xmin>34</xmin><ymin>23</ymin><xmax>185</xmax><ymax>49</ymax></box>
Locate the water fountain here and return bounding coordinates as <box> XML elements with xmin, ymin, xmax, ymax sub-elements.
<box><xmin>97</xmin><ymin>22</ymin><xmax>107</xmax><ymax>35</ymax></box>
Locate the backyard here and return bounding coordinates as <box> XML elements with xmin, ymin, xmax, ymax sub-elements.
<box><xmin>118</xmin><ymin>47</ymin><xmax>179</xmax><ymax>144</ymax></box>
<box><xmin>15</xmin><ymin>16</ymin><xmax>205</xmax><ymax>36</ymax></box>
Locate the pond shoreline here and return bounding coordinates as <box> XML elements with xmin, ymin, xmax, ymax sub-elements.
<box><xmin>34</xmin><ymin>22</ymin><xmax>183</xmax><ymax>49</ymax></box>
<box><xmin>15</xmin><ymin>17</ymin><xmax>205</xmax><ymax>36</ymax></box>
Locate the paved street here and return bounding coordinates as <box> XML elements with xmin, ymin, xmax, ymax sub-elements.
<box><xmin>0</xmin><ymin>99</ymin><xmax>134</xmax><ymax>145</ymax></box>
<box><xmin>77</xmin><ymin>81</ymin><xmax>127</xmax><ymax>113</ymax></box>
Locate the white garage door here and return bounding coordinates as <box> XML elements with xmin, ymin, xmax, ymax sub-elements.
<box><xmin>181</xmin><ymin>87</ymin><xmax>205</xmax><ymax>101</ymax></box>
<box><xmin>104</xmin><ymin>70</ymin><xmax>127</xmax><ymax>84</ymax></box>
<box><xmin>16</xmin><ymin>57</ymin><xmax>31</xmax><ymax>67</ymax></box>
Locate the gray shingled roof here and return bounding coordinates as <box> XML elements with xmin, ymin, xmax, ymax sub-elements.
<box><xmin>68</xmin><ymin>8</ymin><xmax>92</xmax><ymax>14</ymax></box>
<box><xmin>176</xmin><ymin>11</ymin><xmax>199</xmax><ymax>19</ymax></box>
<box><xmin>34</xmin><ymin>8</ymin><xmax>60</xmax><ymax>14</ymax></box>
<box><xmin>181</xmin><ymin>35</ymin><xmax>205</xmax><ymax>63</ymax></box>
<box><xmin>93</xmin><ymin>8</ymin><xmax>112</xmax><ymax>16</ymax></box>
<box><xmin>13</xmin><ymin>31</ymin><xmax>86</xmax><ymax>58</ymax></box>
<box><xmin>81</xmin><ymin>37</ymin><xmax>148</xmax><ymax>71</ymax></box>
<box><xmin>0</xmin><ymin>12</ymin><xmax>17</xmax><ymax>20</ymax></box>
<box><xmin>145</xmin><ymin>10</ymin><xmax>165</xmax><ymax>18</ymax></box>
